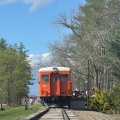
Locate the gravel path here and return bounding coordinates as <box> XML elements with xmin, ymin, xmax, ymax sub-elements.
<box><xmin>72</xmin><ymin>109</ymin><xmax>120</xmax><ymax>120</ymax></box>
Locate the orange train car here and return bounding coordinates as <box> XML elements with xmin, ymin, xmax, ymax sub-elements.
<box><xmin>38</xmin><ymin>67</ymin><xmax>72</xmax><ymax>107</ymax></box>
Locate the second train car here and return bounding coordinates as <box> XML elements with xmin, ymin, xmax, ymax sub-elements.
<box><xmin>38</xmin><ymin>67</ymin><xmax>72</xmax><ymax>107</ymax></box>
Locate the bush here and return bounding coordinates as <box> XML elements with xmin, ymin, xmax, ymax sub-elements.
<box><xmin>110</xmin><ymin>83</ymin><xmax>120</xmax><ymax>114</ymax></box>
<box><xmin>89</xmin><ymin>88</ymin><xmax>110</xmax><ymax>112</ymax></box>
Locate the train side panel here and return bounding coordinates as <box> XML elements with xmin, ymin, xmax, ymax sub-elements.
<box><xmin>60</xmin><ymin>71</ymin><xmax>72</xmax><ymax>96</ymax></box>
<box><xmin>38</xmin><ymin>71</ymin><xmax>51</xmax><ymax>97</ymax></box>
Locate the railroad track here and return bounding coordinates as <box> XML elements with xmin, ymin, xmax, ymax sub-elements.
<box><xmin>23</xmin><ymin>107</ymin><xmax>80</xmax><ymax>120</ymax></box>
<box><xmin>38</xmin><ymin>108</ymin><xmax>80</xmax><ymax>120</ymax></box>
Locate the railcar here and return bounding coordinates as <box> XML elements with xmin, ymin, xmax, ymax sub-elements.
<box><xmin>38</xmin><ymin>67</ymin><xmax>72</xmax><ymax>107</ymax></box>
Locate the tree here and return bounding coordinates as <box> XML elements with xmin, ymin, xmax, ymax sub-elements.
<box><xmin>0</xmin><ymin>39</ymin><xmax>34</xmax><ymax>106</ymax></box>
<box><xmin>0</xmin><ymin>38</ymin><xmax>7</xmax><ymax>50</ymax></box>
<box><xmin>110</xmin><ymin>83</ymin><xmax>120</xmax><ymax>113</ymax></box>
<box><xmin>49</xmin><ymin>0</ymin><xmax>120</xmax><ymax>90</ymax></box>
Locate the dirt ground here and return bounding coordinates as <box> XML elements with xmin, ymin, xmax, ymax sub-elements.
<box><xmin>72</xmin><ymin>109</ymin><xmax>120</xmax><ymax>120</ymax></box>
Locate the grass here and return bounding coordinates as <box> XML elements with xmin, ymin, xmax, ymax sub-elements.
<box><xmin>0</xmin><ymin>103</ymin><xmax>43</xmax><ymax>120</ymax></box>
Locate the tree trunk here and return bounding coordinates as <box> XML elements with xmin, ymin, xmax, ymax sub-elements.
<box><xmin>0</xmin><ymin>102</ymin><xmax>3</xmax><ymax>111</ymax></box>
<box><xmin>96</xmin><ymin>70</ymin><xmax>99</xmax><ymax>88</ymax></box>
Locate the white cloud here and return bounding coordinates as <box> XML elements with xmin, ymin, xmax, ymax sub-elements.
<box><xmin>41</xmin><ymin>53</ymin><xmax>51</xmax><ymax>58</ymax></box>
<box><xmin>23</xmin><ymin>0</ymin><xmax>53</xmax><ymax>13</ymax></box>
<box><xmin>27</xmin><ymin>54</ymin><xmax>41</xmax><ymax>67</ymax></box>
<box><xmin>27</xmin><ymin>53</ymin><xmax>51</xmax><ymax>68</ymax></box>
<box><xmin>0</xmin><ymin>0</ymin><xmax>53</xmax><ymax>12</ymax></box>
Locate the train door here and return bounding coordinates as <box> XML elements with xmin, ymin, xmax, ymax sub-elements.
<box><xmin>50</xmin><ymin>73</ymin><xmax>60</xmax><ymax>96</ymax></box>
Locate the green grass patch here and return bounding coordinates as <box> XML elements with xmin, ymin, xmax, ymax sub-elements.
<box><xmin>0</xmin><ymin>103</ymin><xmax>43</xmax><ymax>120</ymax></box>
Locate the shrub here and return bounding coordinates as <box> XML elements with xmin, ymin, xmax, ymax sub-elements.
<box><xmin>110</xmin><ymin>83</ymin><xmax>120</xmax><ymax>114</ymax></box>
<box><xmin>89</xmin><ymin>88</ymin><xmax>110</xmax><ymax>112</ymax></box>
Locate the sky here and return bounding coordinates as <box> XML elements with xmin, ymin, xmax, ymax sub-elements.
<box><xmin>0</xmin><ymin>0</ymin><xmax>85</xmax><ymax>96</ymax></box>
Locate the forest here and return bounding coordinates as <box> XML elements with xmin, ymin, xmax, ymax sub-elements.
<box><xmin>0</xmin><ymin>39</ymin><xmax>34</xmax><ymax>108</ymax></box>
<box><xmin>47</xmin><ymin>0</ymin><xmax>120</xmax><ymax>113</ymax></box>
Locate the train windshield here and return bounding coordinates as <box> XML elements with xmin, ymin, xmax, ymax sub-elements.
<box><xmin>42</xmin><ymin>75</ymin><xmax>49</xmax><ymax>82</ymax></box>
<box><xmin>60</xmin><ymin>74</ymin><xmax>68</xmax><ymax>82</ymax></box>
<box><xmin>53</xmin><ymin>76</ymin><xmax>57</xmax><ymax>82</ymax></box>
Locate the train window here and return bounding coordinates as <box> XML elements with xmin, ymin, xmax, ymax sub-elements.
<box><xmin>53</xmin><ymin>76</ymin><xmax>57</xmax><ymax>82</ymax></box>
<box><xmin>42</xmin><ymin>75</ymin><xmax>49</xmax><ymax>82</ymax></box>
<box><xmin>61</xmin><ymin>74</ymin><xmax>68</xmax><ymax>82</ymax></box>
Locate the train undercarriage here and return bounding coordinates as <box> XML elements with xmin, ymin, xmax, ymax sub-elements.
<box><xmin>40</xmin><ymin>96</ymin><xmax>71</xmax><ymax>107</ymax></box>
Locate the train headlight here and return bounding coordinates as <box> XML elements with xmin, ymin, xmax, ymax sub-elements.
<box><xmin>53</xmin><ymin>67</ymin><xmax>59</xmax><ymax>73</ymax></box>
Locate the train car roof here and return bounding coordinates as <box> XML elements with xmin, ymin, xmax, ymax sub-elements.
<box><xmin>39</xmin><ymin>67</ymin><xmax>70</xmax><ymax>72</ymax></box>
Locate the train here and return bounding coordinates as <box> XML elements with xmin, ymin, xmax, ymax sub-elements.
<box><xmin>38</xmin><ymin>67</ymin><xmax>72</xmax><ymax>107</ymax></box>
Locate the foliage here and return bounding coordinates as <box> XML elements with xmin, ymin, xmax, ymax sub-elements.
<box><xmin>49</xmin><ymin>0</ymin><xmax>120</xmax><ymax>90</ymax></box>
<box><xmin>0</xmin><ymin>39</ymin><xmax>34</xmax><ymax>106</ymax></box>
<box><xmin>108</xmin><ymin>26</ymin><xmax>120</xmax><ymax>80</ymax></box>
<box><xmin>89</xmin><ymin>88</ymin><xmax>110</xmax><ymax>112</ymax></box>
<box><xmin>110</xmin><ymin>83</ymin><xmax>120</xmax><ymax>114</ymax></box>
<box><xmin>48</xmin><ymin>0</ymin><xmax>120</xmax><ymax>113</ymax></box>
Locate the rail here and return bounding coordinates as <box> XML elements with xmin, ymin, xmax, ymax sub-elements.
<box><xmin>62</xmin><ymin>108</ymin><xmax>70</xmax><ymax>120</ymax></box>
<box><xmin>23</xmin><ymin>107</ymin><xmax>80</xmax><ymax>120</ymax></box>
<box><xmin>22</xmin><ymin>107</ymin><xmax>49</xmax><ymax>120</ymax></box>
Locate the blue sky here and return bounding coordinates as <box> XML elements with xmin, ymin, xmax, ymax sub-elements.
<box><xmin>0</xmin><ymin>0</ymin><xmax>85</xmax><ymax>95</ymax></box>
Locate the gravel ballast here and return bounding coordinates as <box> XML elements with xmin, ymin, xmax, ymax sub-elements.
<box><xmin>72</xmin><ymin>109</ymin><xmax>120</xmax><ymax>120</ymax></box>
